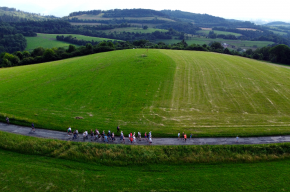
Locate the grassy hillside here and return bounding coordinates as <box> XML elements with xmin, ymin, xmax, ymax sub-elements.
<box><xmin>1</xmin><ymin>49</ymin><xmax>290</xmax><ymax>136</ymax></box>
<box><xmin>1</xmin><ymin>148</ymin><xmax>290</xmax><ymax>191</ymax></box>
<box><xmin>96</xmin><ymin>27</ymin><xmax>168</xmax><ymax>34</ymax></box>
<box><xmin>26</xmin><ymin>33</ymin><xmax>121</xmax><ymax>51</ymax></box>
<box><xmin>69</xmin><ymin>13</ymin><xmax>175</xmax><ymax>22</ymax></box>
<box><xmin>196</xmin><ymin>30</ymin><xmax>242</xmax><ymax>37</ymax></box>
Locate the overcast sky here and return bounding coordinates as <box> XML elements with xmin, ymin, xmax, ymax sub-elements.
<box><xmin>2</xmin><ymin>0</ymin><xmax>290</xmax><ymax>22</ymax></box>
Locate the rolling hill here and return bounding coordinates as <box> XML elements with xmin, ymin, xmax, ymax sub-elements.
<box><xmin>0</xmin><ymin>6</ymin><xmax>57</xmax><ymax>22</ymax></box>
<box><xmin>1</xmin><ymin>49</ymin><xmax>290</xmax><ymax>137</ymax></box>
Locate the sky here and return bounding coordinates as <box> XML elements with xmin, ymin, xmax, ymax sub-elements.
<box><xmin>1</xmin><ymin>0</ymin><xmax>290</xmax><ymax>22</ymax></box>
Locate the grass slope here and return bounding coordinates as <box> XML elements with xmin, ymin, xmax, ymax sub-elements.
<box><xmin>1</xmin><ymin>49</ymin><xmax>290</xmax><ymax>136</ymax></box>
<box><xmin>196</xmin><ymin>30</ymin><xmax>242</xmax><ymax>36</ymax></box>
<box><xmin>26</xmin><ymin>33</ymin><xmax>121</xmax><ymax>51</ymax></box>
<box><xmin>1</xmin><ymin>148</ymin><xmax>290</xmax><ymax>191</ymax></box>
<box><xmin>0</xmin><ymin>49</ymin><xmax>175</xmax><ymax>135</ymax></box>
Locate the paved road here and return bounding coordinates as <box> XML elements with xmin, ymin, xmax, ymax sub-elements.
<box><xmin>1</xmin><ymin>122</ymin><xmax>290</xmax><ymax>145</ymax></box>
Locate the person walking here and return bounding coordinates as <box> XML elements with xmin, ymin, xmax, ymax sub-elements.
<box><xmin>67</xmin><ymin>127</ymin><xmax>72</xmax><ymax>136</ymax></box>
<box><xmin>138</xmin><ymin>131</ymin><xmax>141</xmax><ymax>141</ymax></box>
<box><xmin>190</xmin><ymin>133</ymin><xmax>192</xmax><ymax>139</ymax></box>
<box><xmin>6</xmin><ymin>117</ymin><xmax>9</xmax><ymax>124</ymax></box>
<box><xmin>83</xmin><ymin>131</ymin><xmax>86</xmax><ymax>141</ymax></box>
<box><xmin>112</xmin><ymin>132</ymin><xmax>115</xmax><ymax>142</ymax></box>
<box><xmin>149</xmin><ymin>136</ymin><xmax>152</xmax><ymax>145</ymax></box>
<box><xmin>108</xmin><ymin>130</ymin><xmax>111</xmax><ymax>140</ymax></box>
<box><xmin>73</xmin><ymin>130</ymin><xmax>77</xmax><ymax>140</ymax></box>
<box><xmin>130</xmin><ymin>133</ymin><xmax>133</xmax><ymax>144</ymax></box>
<box><xmin>90</xmin><ymin>129</ymin><xmax>94</xmax><ymax>141</ymax></box>
<box><xmin>122</xmin><ymin>134</ymin><xmax>126</xmax><ymax>144</ymax></box>
<box><xmin>120</xmin><ymin>131</ymin><xmax>124</xmax><ymax>140</ymax></box>
<box><xmin>178</xmin><ymin>132</ymin><xmax>180</xmax><ymax>140</ymax></box>
<box><xmin>133</xmin><ymin>134</ymin><xmax>136</xmax><ymax>144</ymax></box>
<box><xmin>31</xmin><ymin>123</ymin><xmax>35</xmax><ymax>132</ymax></box>
<box><xmin>184</xmin><ymin>133</ymin><xmax>187</xmax><ymax>142</ymax></box>
<box><xmin>236</xmin><ymin>136</ymin><xmax>239</xmax><ymax>143</ymax></box>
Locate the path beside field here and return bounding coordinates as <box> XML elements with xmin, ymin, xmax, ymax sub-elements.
<box><xmin>1</xmin><ymin>122</ymin><xmax>290</xmax><ymax>145</ymax></box>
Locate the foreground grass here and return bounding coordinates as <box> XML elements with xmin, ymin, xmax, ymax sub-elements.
<box><xmin>1</xmin><ymin>148</ymin><xmax>290</xmax><ymax>191</ymax></box>
<box><xmin>1</xmin><ymin>131</ymin><xmax>290</xmax><ymax>166</ymax></box>
<box><xmin>1</xmin><ymin>49</ymin><xmax>290</xmax><ymax>136</ymax></box>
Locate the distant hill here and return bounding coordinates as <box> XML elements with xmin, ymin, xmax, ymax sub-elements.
<box><xmin>264</xmin><ymin>21</ymin><xmax>290</xmax><ymax>26</ymax></box>
<box><xmin>160</xmin><ymin>10</ymin><xmax>226</xmax><ymax>24</ymax></box>
<box><xmin>66</xmin><ymin>9</ymin><xmax>228</xmax><ymax>25</ymax></box>
<box><xmin>0</xmin><ymin>6</ymin><xmax>57</xmax><ymax>22</ymax></box>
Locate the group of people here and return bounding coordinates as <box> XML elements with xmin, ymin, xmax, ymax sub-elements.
<box><xmin>6</xmin><ymin>117</ymin><xmax>35</xmax><ymax>132</ymax></box>
<box><xmin>177</xmin><ymin>132</ymin><xmax>192</xmax><ymax>142</ymax></box>
<box><xmin>67</xmin><ymin>126</ymin><xmax>153</xmax><ymax>144</ymax></box>
<box><xmin>119</xmin><ymin>130</ymin><xmax>153</xmax><ymax>144</ymax></box>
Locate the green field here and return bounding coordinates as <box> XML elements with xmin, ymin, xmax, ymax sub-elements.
<box><xmin>157</xmin><ymin>37</ymin><xmax>274</xmax><ymax>49</ymax></box>
<box><xmin>1</xmin><ymin>148</ymin><xmax>290</xmax><ymax>191</ymax></box>
<box><xmin>25</xmin><ymin>34</ymin><xmax>75</xmax><ymax>51</ymax></box>
<box><xmin>97</xmin><ymin>27</ymin><xmax>168</xmax><ymax>34</ymax></box>
<box><xmin>1</xmin><ymin>49</ymin><xmax>290</xmax><ymax>137</ymax></box>
<box><xmin>26</xmin><ymin>33</ymin><xmax>121</xmax><ymax>51</ymax></box>
<box><xmin>197</xmin><ymin>30</ymin><xmax>242</xmax><ymax>36</ymax></box>
<box><xmin>269</xmin><ymin>30</ymin><xmax>288</xmax><ymax>36</ymax></box>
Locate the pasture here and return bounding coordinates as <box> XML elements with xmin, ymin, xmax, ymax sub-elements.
<box><xmin>25</xmin><ymin>34</ymin><xmax>75</xmax><ymax>51</ymax></box>
<box><xmin>1</xmin><ymin>49</ymin><xmax>290</xmax><ymax>137</ymax></box>
<box><xmin>25</xmin><ymin>33</ymin><xmax>121</xmax><ymax>51</ymax></box>
<box><xmin>196</xmin><ymin>30</ymin><xmax>242</xmax><ymax>37</ymax></box>
<box><xmin>269</xmin><ymin>30</ymin><xmax>288</xmax><ymax>36</ymax></box>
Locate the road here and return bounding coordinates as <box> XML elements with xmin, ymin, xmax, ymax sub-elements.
<box><xmin>1</xmin><ymin>122</ymin><xmax>290</xmax><ymax>145</ymax></box>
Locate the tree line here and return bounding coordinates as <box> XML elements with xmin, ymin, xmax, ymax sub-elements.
<box><xmin>1</xmin><ymin>37</ymin><xmax>290</xmax><ymax>69</ymax></box>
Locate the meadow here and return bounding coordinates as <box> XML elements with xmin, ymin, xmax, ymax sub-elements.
<box><xmin>196</xmin><ymin>30</ymin><xmax>242</xmax><ymax>37</ymax></box>
<box><xmin>25</xmin><ymin>34</ymin><xmax>75</xmax><ymax>51</ymax></box>
<box><xmin>157</xmin><ymin>37</ymin><xmax>274</xmax><ymax>49</ymax></box>
<box><xmin>1</xmin><ymin>148</ymin><xmax>290</xmax><ymax>192</ymax></box>
<box><xmin>25</xmin><ymin>33</ymin><xmax>121</xmax><ymax>51</ymax></box>
<box><xmin>1</xmin><ymin>49</ymin><xmax>290</xmax><ymax>137</ymax></box>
